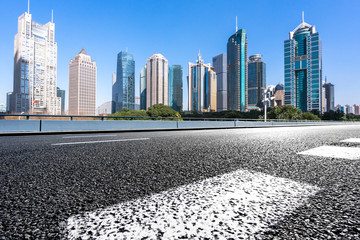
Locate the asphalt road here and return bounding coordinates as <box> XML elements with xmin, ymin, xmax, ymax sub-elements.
<box><xmin>0</xmin><ymin>125</ymin><xmax>360</xmax><ymax>239</ymax></box>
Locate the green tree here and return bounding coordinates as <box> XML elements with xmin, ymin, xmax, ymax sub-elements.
<box><xmin>147</xmin><ymin>104</ymin><xmax>181</xmax><ymax>119</ymax></box>
<box><xmin>109</xmin><ymin>109</ymin><xmax>149</xmax><ymax>120</ymax></box>
<box><xmin>302</xmin><ymin>112</ymin><xmax>321</xmax><ymax>121</ymax></box>
<box><xmin>267</xmin><ymin>105</ymin><xmax>303</xmax><ymax>120</ymax></box>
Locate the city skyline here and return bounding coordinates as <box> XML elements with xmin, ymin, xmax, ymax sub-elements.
<box><xmin>0</xmin><ymin>0</ymin><xmax>359</xmax><ymax>110</ymax></box>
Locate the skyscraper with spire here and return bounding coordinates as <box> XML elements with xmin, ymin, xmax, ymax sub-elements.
<box><xmin>284</xmin><ymin>12</ymin><xmax>322</xmax><ymax>112</ymax></box>
<box><xmin>10</xmin><ymin>1</ymin><xmax>60</xmax><ymax>114</ymax></box>
<box><xmin>227</xmin><ymin>17</ymin><xmax>248</xmax><ymax>112</ymax></box>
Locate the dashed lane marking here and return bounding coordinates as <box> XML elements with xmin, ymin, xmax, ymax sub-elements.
<box><xmin>62</xmin><ymin>135</ymin><xmax>117</xmax><ymax>139</ymax></box>
<box><xmin>66</xmin><ymin>169</ymin><xmax>319</xmax><ymax>239</ymax></box>
<box><xmin>52</xmin><ymin>138</ymin><xmax>150</xmax><ymax>146</ymax></box>
<box><xmin>298</xmin><ymin>145</ymin><xmax>360</xmax><ymax>160</ymax></box>
<box><xmin>340</xmin><ymin>138</ymin><xmax>360</xmax><ymax>144</ymax></box>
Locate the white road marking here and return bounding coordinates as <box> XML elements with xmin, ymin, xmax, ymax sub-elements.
<box><xmin>298</xmin><ymin>145</ymin><xmax>360</xmax><ymax>160</ymax></box>
<box><xmin>340</xmin><ymin>138</ymin><xmax>360</xmax><ymax>144</ymax></box>
<box><xmin>52</xmin><ymin>138</ymin><xmax>149</xmax><ymax>146</ymax></box>
<box><xmin>66</xmin><ymin>169</ymin><xmax>319</xmax><ymax>239</ymax></box>
<box><xmin>62</xmin><ymin>135</ymin><xmax>117</xmax><ymax>139</ymax></box>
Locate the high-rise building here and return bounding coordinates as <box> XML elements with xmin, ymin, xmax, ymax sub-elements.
<box><xmin>68</xmin><ymin>48</ymin><xmax>97</xmax><ymax>115</ymax></box>
<box><xmin>146</xmin><ymin>54</ymin><xmax>169</xmax><ymax>109</ymax></box>
<box><xmin>212</xmin><ymin>53</ymin><xmax>227</xmax><ymax>112</ymax></box>
<box><xmin>188</xmin><ymin>53</ymin><xmax>217</xmax><ymax>112</ymax></box>
<box><xmin>227</xmin><ymin>28</ymin><xmax>248</xmax><ymax>112</ymax></box>
<box><xmin>140</xmin><ymin>66</ymin><xmax>147</xmax><ymax>110</ymax></box>
<box><xmin>11</xmin><ymin>10</ymin><xmax>60</xmax><ymax>114</ymax></box>
<box><xmin>248</xmin><ymin>54</ymin><xmax>266</xmax><ymax>109</ymax></box>
<box><xmin>112</xmin><ymin>51</ymin><xmax>135</xmax><ymax>112</ymax></box>
<box><xmin>96</xmin><ymin>101</ymin><xmax>112</xmax><ymax>115</ymax></box>
<box><xmin>323</xmin><ymin>81</ymin><xmax>335</xmax><ymax>112</ymax></box>
<box><xmin>284</xmin><ymin>13</ymin><xmax>322</xmax><ymax>112</ymax></box>
<box><xmin>0</xmin><ymin>103</ymin><xmax>5</xmax><ymax>113</ymax></box>
<box><xmin>134</xmin><ymin>96</ymin><xmax>140</xmax><ymax>110</ymax></box>
<box><xmin>354</xmin><ymin>105</ymin><xmax>360</xmax><ymax>115</ymax></box>
<box><xmin>56</xmin><ymin>87</ymin><xmax>65</xmax><ymax>114</ymax></box>
<box><xmin>6</xmin><ymin>92</ymin><xmax>13</xmax><ymax>112</ymax></box>
<box><xmin>169</xmin><ymin>65</ymin><xmax>183</xmax><ymax>112</ymax></box>
<box><xmin>273</xmin><ymin>83</ymin><xmax>285</xmax><ymax>107</ymax></box>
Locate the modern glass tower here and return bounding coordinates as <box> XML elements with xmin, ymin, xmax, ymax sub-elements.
<box><xmin>56</xmin><ymin>87</ymin><xmax>65</xmax><ymax>114</ymax></box>
<box><xmin>323</xmin><ymin>80</ymin><xmax>335</xmax><ymax>112</ymax></box>
<box><xmin>140</xmin><ymin>66</ymin><xmax>147</xmax><ymax>110</ymax></box>
<box><xmin>11</xmin><ymin>10</ymin><xmax>60</xmax><ymax>114</ymax></box>
<box><xmin>248</xmin><ymin>54</ymin><xmax>266</xmax><ymax>109</ymax></box>
<box><xmin>212</xmin><ymin>53</ymin><xmax>227</xmax><ymax>112</ymax></box>
<box><xmin>227</xmin><ymin>28</ymin><xmax>248</xmax><ymax>112</ymax></box>
<box><xmin>284</xmin><ymin>13</ymin><xmax>322</xmax><ymax>112</ymax></box>
<box><xmin>188</xmin><ymin>53</ymin><xmax>217</xmax><ymax>112</ymax></box>
<box><xmin>112</xmin><ymin>51</ymin><xmax>135</xmax><ymax>112</ymax></box>
<box><xmin>169</xmin><ymin>65</ymin><xmax>183</xmax><ymax>112</ymax></box>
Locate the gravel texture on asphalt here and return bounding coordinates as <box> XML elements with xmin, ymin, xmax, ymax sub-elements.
<box><xmin>1</xmin><ymin>125</ymin><xmax>360</xmax><ymax>239</ymax></box>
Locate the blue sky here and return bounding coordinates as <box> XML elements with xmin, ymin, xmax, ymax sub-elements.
<box><xmin>0</xmin><ymin>0</ymin><xmax>359</xmax><ymax>110</ymax></box>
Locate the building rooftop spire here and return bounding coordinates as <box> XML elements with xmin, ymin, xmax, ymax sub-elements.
<box><xmin>28</xmin><ymin>0</ymin><xmax>30</xmax><ymax>14</ymax></box>
<box><xmin>236</xmin><ymin>16</ymin><xmax>238</xmax><ymax>32</ymax></box>
<box><xmin>302</xmin><ymin>11</ymin><xmax>304</xmax><ymax>23</ymax></box>
<box><xmin>79</xmin><ymin>48</ymin><xmax>87</xmax><ymax>55</ymax></box>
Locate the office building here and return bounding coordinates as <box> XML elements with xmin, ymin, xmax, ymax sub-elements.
<box><xmin>212</xmin><ymin>53</ymin><xmax>227</xmax><ymax>112</ymax></box>
<box><xmin>135</xmin><ymin>96</ymin><xmax>140</xmax><ymax>110</ymax></box>
<box><xmin>169</xmin><ymin>65</ymin><xmax>183</xmax><ymax>112</ymax></box>
<box><xmin>284</xmin><ymin>13</ymin><xmax>322</xmax><ymax>112</ymax></box>
<box><xmin>188</xmin><ymin>53</ymin><xmax>217</xmax><ymax>112</ymax></box>
<box><xmin>0</xmin><ymin>103</ymin><xmax>5</xmax><ymax>113</ymax></box>
<box><xmin>354</xmin><ymin>105</ymin><xmax>360</xmax><ymax>115</ymax></box>
<box><xmin>57</xmin><ymin>87</ymin><xmax>65</xmax><ymax>114</ymax></box>
<box><xmin>323</xmin><ymin>81</ymin><xmax>335</xmax><ymax>112</ymax></box>
<box><xmin>273</xmin><ymin>83</ymin><xmax>285</xmax><ymax>107</ymax></box>
<box><xmin>11</xmin><ymin>9</ymin><xmax>60</xmax><ymax>114</ymax></box>
<box><xmin>140</xmin><ymin>66</ymin><xmax>147</xmax><ymax>110</ymax></box>
<box><xmin>6</xmin><ymin>92</ymin><xmax>12</xmax><ymax>112</ymax></box>
<box><xmin>227</xmin><ymin>27</ymin><xmax>248</xmax><ymax>112</ymax></box>
<box><xmin>146</xmin><ymin>54</ymin><xmax>169</xmax><ymax>109</ymax></box>
<box><xmin>248</xmin><ymin>54</ymin><xmax>266</xmax><ymax>109</ymax></box>
<box><xmin>68</xmin><ymin>48</ymin><xmax>97</xmax><ymax>115</ymax></box>
<box><xmin>112</xmin><ymin>51</ymin><xmax>135</xmax><ymax>112</ymax></box>
<box><xmin>96</xmin><ymin>101</ymin><xmax>112</xmax><ymax>115</ymax></box>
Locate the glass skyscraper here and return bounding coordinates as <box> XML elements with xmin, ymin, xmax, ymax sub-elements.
<box><xmin>11</xmin><ymin>11</ymin><xmax>60</xmax><ymax>114</ymax></box>
<box><xmin>284</xmin><ymin>15</ymin><xmax>322</xmax><ymax>112</ymax></box>
<box><xmin>169</xmin><ymin>65</ymin><xmax>183</xmax><ymax>112</ymax></box>
<box><xmin>56</xmin><ymin>87</ymin><xmax>65</xmax><ymax>114</ymax></box>
<box><xmin>212</xmin><ymin>53</ymin><xmax>227</xmax><ymax>112</ymax></box>
<box><xmin>188</xmin><ymin>53</ymin><xmax>217</xmax><ymax>112</ymax></box>
<box><xmin>248</xmin><ymin>54</ymin><xmax>266</xmax><ymax>109</ymax></box>
<box><xmin>112</xmin><ymin>51</ymin><xmax>135</xmax><ymax>112</ymax></box>
<box><xmin>140</xmin><ymin>66</ymin><xmax>147</xmax><ymax>110</ymax></box>
<box><xmin>323</xmin><ymin>81</ymin><xmax>335</xmax><ymax>112</ymax></box>
<box><xmin>227</xmin><ymin>29</ymin><xmax>248</xmax><ymax>112</ymax></box>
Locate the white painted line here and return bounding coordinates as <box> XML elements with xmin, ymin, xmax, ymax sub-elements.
<box><xmin>52</xmin><ymin>138</ymin><xmax>149</xmax><ymax>146</ymax></box>
<box><xmin>62</xmin><ymin>135</ymin><xmax>117</xmax><ymax>139</ymax></box>
<box><xmin>340</xmin><ymin>138</ymin><xmax>360</xmax><ymax>144</ymax></box>
<box><xmin>298</xmin><ymin>145</ymin><xmax>360</xmax><ymax>160</ymax></box>
<box><xmin>66</xmin><ymin>169</ymin><xmax>319</xmax><ymax>239</ymax></box>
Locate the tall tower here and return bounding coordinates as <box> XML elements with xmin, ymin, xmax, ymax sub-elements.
<box><xmin>212</xmin><ymin>53</ymin><xmax>227</xmax><ymax>112</ymax></box>
<box><xmin>11</xmin><ymin>9</ymin><xmax>60</xmax><ymax>114</ymax></box>
<box><xmin>140</xmin><ymin>65</ymin><xmax>147</xmax><ymax>110</ymax></box>
<box><xmin>169</xmin><ymin>65</ymin><xmax>183</xmax><ymax>112</ymax></box>
<box><xmin>323</xmin><ymin>81</ymin><xmax>335</xmax><ymax>112</ymax></box>
<box><xmin>227</xmin><ymin>26</ymin><xmax>248</xmax><ymax>112</ymax></box>
<box><xmin>284</xmin><ymin>13</ymin><xmax>322</xmax><ymax>112</ymax></box>
<box><xmin>112</xmin><ymin>51</ymin><xmax>135</xmax><ymax>112</ymax></box>
<box><xmin>146</xmin><ymin>54</ymin><xmax>169</xmax><ymax>109</ymax></box>
<box><xmin>188</xmin><ymin>53</ymin><xmax>217</xmax><ymax>112</ymax></box>
<box><xmin>248</xmin><ymin>54</ymin><xmax>266</xmax><ymax>109</ymax></box>
<box><xmin>68</xmin><ymin>48</ymin><xmax>97</xmax><ymax>115</ymax></box>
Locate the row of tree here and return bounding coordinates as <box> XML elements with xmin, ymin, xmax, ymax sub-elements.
<box><xmin>110</xmin><ymin>104</ymin><xmax>360</xmax><ymax>121</ymax></box>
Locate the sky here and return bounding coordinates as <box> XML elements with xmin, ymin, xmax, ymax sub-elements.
<box><xmin>0</xmin><ymin>0</ymin><xmax>359</xmax><ymax>110</ymax></box>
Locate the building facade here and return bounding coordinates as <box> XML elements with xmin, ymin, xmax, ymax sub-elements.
<box><xmin>56</xmin><ymin>87</ymin><xmax>65</xmax><ymax>114</ymax></box>
<box><xmin>248</xmin><ymin>54</ymin><xmax>266</xmax><ymax>109</ymax></box>
<box><xmin>146</xmin><ymin>54</ymin><xmax>169</xmax><ymax>109</ymax></box>
<box><xmin>323</xmin><ymin>82</ymin><xmax>335</xmax><ymax>112</ymax></box>
<box><xmin>169</xmin><ymin>65</ymin><xmax>183</xmax><ymax>112</ymax></box>
<box><xmin>112</xmin><ymin>51</ymin><xmax>135</xmax><ymax>112</ymax></box>
<box><xmin>188</xmin><ymin>53</ymin><xmax>217</xmax><ymax>112</ymax></box>
<box><xmin>68</xmin><ymin>48</ymin><xmax>97</xmax><ymax>115</ymax></box>
<box><xmin>284</xmin><ymin>15</ymin><xmax>322</xmax><ymax>112</ymax></box>
<box><xmin>96</xmin><ymin>101</ymin><xmax>112</xmax><ymax>115</ymax></box>
<box><xmin>227</xmin><ymin>29</ymin><xmax>248</xmax><ymax>112</ymax></box>
<box><xmin>140</xmin><ymin>66</ymin><xmax>147</xmax><ymax>110</ymax></box>
<box><xmin>212</xmin><ymin>53</ymin><xmax>227</xmax><ymax>112</ymax></box>
<box><xmin>6</xmin><ymin>92</ymin><xmax>12</xmax><ymax>112</ymax></box>
<box><xmin>11</xmin><ymin>11</ymin><xmax>60</xmax><ymax>114</ymax></box>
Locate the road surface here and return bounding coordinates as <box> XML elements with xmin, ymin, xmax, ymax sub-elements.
<box><xmin>0</xmin><ymin>125</ymin><xmax>359</xmax><ymax>239</ymax></box>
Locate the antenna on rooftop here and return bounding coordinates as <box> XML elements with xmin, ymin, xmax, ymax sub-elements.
<box><xmin>51</xmin><ymin>9</ymin><xmax>53</xmax><ymax>23</ymax></box>
<box><xmin>236</xmin><ymin>16</ymin><xmax>238</xmax><ymax>32</ymax></box>
<box><xmin>302</xmin><ymin>11</ymin><xmax>304</xmax><ymax>23</ymax></box>
<box><xmin>28</xmin><ymin>0</ymin><xmax>30</xmax><ymax>14</ymax></box>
